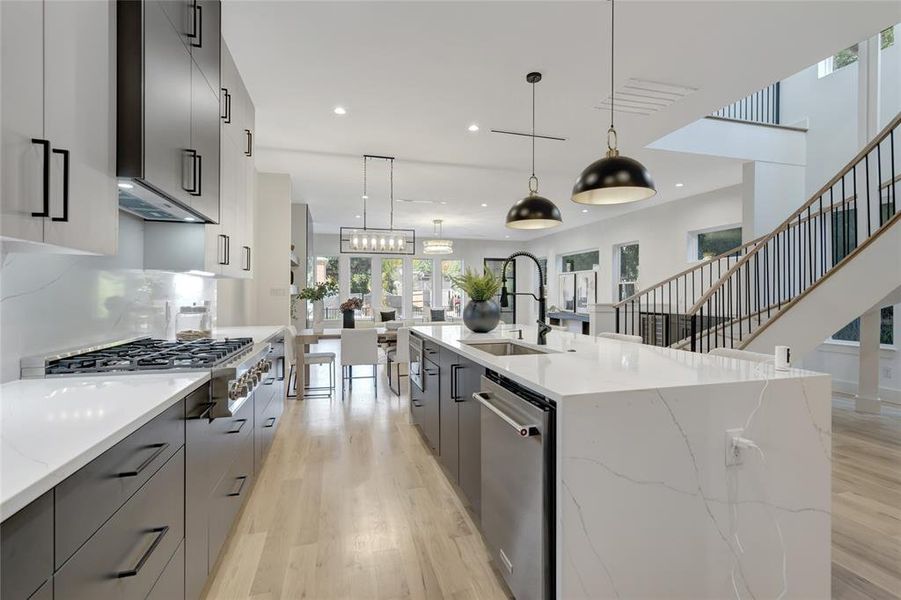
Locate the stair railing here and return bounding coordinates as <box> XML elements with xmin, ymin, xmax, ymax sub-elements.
<box><xmin>711</xmin><ymin>82</ymin><xmax>781</xmax><ymax>125</ymax></box>
<box><xmin>686</xmin><ymin>111</ymin><xmax>900</xmax><ymax>353</ymax></box>
<box><xmin>613</xmin><ymin>235</ymin><xmax>764</xmax><ymax>346</ymax></box>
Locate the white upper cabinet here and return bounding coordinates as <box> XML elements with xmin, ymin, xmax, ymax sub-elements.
<box><xmin>1</xmin><ymin>0</ymin><xmax>117</xmax><ymax>255</ymax></box>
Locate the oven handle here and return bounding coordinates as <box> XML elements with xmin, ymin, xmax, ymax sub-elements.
<box><xmin>473</xmin><ymin>392</ymin><xmax>539</xmax><ymax>437</ymax></box>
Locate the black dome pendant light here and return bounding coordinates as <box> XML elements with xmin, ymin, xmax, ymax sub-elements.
<box><xmin>571</xmin><ymin>0</ymin><xmax>656</xmax><ymax>205</ymax></box>
<box><xmin>506</xmin><ymin>72</ymin><xmax>563</xmax><ymax>230</ymax></box>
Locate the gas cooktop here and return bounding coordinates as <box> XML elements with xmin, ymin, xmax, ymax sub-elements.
<box><xmin>40</xmin><ymin>337</ymin><xmax>254</xmax><ymax>375</ymax></box>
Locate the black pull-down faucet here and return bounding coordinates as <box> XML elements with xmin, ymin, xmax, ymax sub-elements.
<box><xmin>499</xmin><ymin>251</ymin><xmax>551</xmax><ymax>345</ymax></box>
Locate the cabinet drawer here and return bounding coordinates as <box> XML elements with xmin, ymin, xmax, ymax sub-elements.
<box><xmin>55</xmin><ymin>399</ymin><xmax>185</xmax><ymax>569</ymax></box>
<box><xmin>147</xmin><ymin>539</ymin><xmax>185</xmax><ymax>600</ymax></box>
<box><xmin>255</xmin><ymin>393</ymin><xmax>281</xmax><ymax>471</ymax></box>
<box><xmin>423</xmin><ymin>339</ymin><xmax>441</xmax><ymax>362</ymax></box>
<box><xmin>1</xmin><ymin>490</ymin><xmax>53</xmax><ymax>600</ymax></box>
<box><xmin>208</xmin><ymin>421</ymin><xmax>254</xmax><ymax>568</ymax></box>
<box><xmin>55</xmin><ymin>448</ymin><xmax>185</xmax><ymax>600</ymax></box>
<box><xmin>208</xmin><ymin>393</ymin><xmax>253</xmax><ymax>485</ymax></box>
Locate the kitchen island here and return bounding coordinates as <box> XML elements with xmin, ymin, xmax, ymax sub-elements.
<box><xmin>410</xmin><ymin>324</ymin><xmax>831</xmax><ymax>600</ymax></box>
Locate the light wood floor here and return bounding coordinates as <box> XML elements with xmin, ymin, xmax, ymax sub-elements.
<box><xmin>204</xmin><ymin>343</ymin><xmax>900</xmax><ymax>600</ymax></box>
<box><xmin>832</xmin><ymin>398</ymin><xmax>901</xmax><ymax>600</ymax></box>
<box><xmin>203</xmin><ymin>343</ymin><xmax>509</xmax><ymax>600</ymax></box>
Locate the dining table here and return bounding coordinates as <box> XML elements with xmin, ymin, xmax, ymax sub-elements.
<box><xmin>294</xmin><ymin>327</ymin><xmax>398</xmax><ymax>392</ymax></box>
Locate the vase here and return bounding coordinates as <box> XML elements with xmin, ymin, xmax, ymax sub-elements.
<box><xmin>462</xmin><ymin>299</ymin><xmax>500</xmax><ymax>333</ymax></box>
<box><xmin>342</xmin><ymin>309</ymin><xmax>355</xmax><ymax>328</ymax></box>
<box><xmin>312</xmin><ymin>300</ymin><xmax>324</xmax><ymax>333</ymax></box>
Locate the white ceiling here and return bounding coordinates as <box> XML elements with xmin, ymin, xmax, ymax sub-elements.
<box><xmin>222</xmin><ymin>0</ymin><xmax>899</xmax><ymax>241</ymax></box>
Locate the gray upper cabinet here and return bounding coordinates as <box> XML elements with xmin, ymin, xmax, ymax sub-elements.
<box><xmin>118</xmin><ymin>0</ymin><xmax>221</xmax><ymax>223</ymax></box>
<box><xmin>1</xmin><ymin>0</ymin><xmax>117</xmax><ymax>255</ymax></box>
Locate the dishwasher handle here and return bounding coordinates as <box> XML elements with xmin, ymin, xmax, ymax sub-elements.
<box><xmin>473</xmin><ymin>392</ymin><xmax>539</xmax><ymax>437</ymax></box>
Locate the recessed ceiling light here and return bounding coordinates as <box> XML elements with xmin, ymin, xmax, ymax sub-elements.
<box><xmin>675</xmin><ymin>182</ymin><xmax>684</xmax><ymax>188</ymax></box>
<box><xmin>480</xmin><ymin>203</ymin><xmax>488</xmax><ymax>207</ymax></box>
<box><xmin>362</xmin><ymin>194</ymin><xmax>368</xmax><ymax>200</ymax></box>
<box><xmin>505</xmin><ymin>235</ymin><xmax>510</xmax><ymax>239</ymax></box>
<box><xmin>468</xmin><ymin>123</ymin><xmax>480</xmax><ymax>132</ymax></box>
<box><xmin>440</xmin><ymin>201</ymin><xmax>447</xmax><ymax>205</ymax></box>
<box><xmin>183</xmin><ymin>217</ymin><xmax>197</xmax><ymax>222</ymax></box>
<box><xmin>117</xmin><ymin>182</ymin><xmax>133</xmax><ymax>189</ymax></box>
<box><xmin>581</xmin><ymin>209</ymin><xmax>588</xmax><ymax>213</ymax></box>
<box><xmin>355</xmin><ymin>214</ymin><xmax>361</xmax><ymax>219</ymax></box>
<box><xmin>334</xmin><ymin>106</ymin><xmax>347</xmax><ymax>115</ymax></box>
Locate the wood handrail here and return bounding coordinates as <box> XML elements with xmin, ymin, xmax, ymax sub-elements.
<box><xmin>612</xmin><ymin>234</ymin><xmax>765</xmax><ymax>308</ymax></box>
<box><xmin>686</xmin><ymin>111</ymin><xmax>901</xmax><ymax>316</ymax></box>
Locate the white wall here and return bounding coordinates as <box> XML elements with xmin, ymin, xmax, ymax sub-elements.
<box><xmin>741</xmin><ymin>160</ymin><xmax>807</xmax><ymax>239</ymax></box>
<box><xmin>522</xmin><ymin>185</ymin><xmax>743</xmax><ymax>322</ymax></box>
<box><xmin>255</xmin><ymin>173</ymin><xmax>293</xmax><ymax>326</ymax></box>
<box><xmin>0</xmin><ymin>213</ymin><xmax>217</xmax><ymax>382</ymax></box>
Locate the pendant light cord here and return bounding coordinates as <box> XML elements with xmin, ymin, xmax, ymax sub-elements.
<box><xmin>362</xmin><ymin>156</ymin><xmax>368</xmax><ymax>230</ymax></box>
<box><xmin>389</xmin><ymin>158</ymin><xmax>394</xmax><ymax>230</ymax></box>
<box><xmin>610</xmin><ymin>0</ymin><xmax>615</xmax><ymax>131</ymax></box>
<box><xmin>529</xmin><ymin>76</ymin><xmax>539</xmax><ymax>194</ymax></box>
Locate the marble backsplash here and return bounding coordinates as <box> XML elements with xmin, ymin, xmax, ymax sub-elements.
<box><xmin>0</xmin><ymin>213</ymin><xmax>216</xmax><ymax>383</ymax></box>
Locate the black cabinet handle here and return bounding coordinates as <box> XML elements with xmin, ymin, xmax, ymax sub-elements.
<box><xmin>242</xmin><ymin>246</ymin><xmax>251</xmax><ymax>271</ymax></box>
<box><xmin>190</xmin><ymin>2</ymin><xmax>202</xmax><ymax>48</ymax></box>
<box><xmin>244</xmin><ymin>129</ymin><xmax>253</xmax><ymax>157</ymax></box>
<box><xmin>220</xmin><ymin>88</ymin><xmax>231</xmax><ymax>121</ymax></box>
<box><xmin>225</xmin><ymin>235</ymin><xmax>231</xmax><ymax>265</ymax></box>
<box><xmin>183</xmin><ymin>149</ymin><xmax>198</xmax><ymax>193</ymax></box>
<box><xmin>451</xmin><ymin>364</ymin><xmax>463</xmax><ymax>401</ymax></box>
<box><xmin>263</xmin><ymin>376</ymin><xmax>275</xmax><ymax>386</ymax></box>
<box><xmin>424</xmin><ymin>368</ymin><xmax>438</xmax><ymax>375</ymax></box>
<box><xmin>227</xmin><ymin>475</ymin><xmax>248</xmax><ymax>497</ymax></box>
<box><xmin>412</xmin><ymin>399</ymin><xmax>423</xmax><ymax>408</ymax></box>
<box><xmin>188</xmin><ymin>401</ymin><xmax>216</xmax><ymax>420</ymax></box>
<box><xmin>51</xmin><ymin>148</ymin><xmax>70</xmax><ymax>222</ymax></box>
<box><xmin>116</xmin><ymin>443</ymin><xmax>170</xmax><ymax>478</ymax></box>
<box><xmin>263</xmin><ymin>416</ymin><xmax>276</xmax><ymax>428</ymax></box>
<box><xmin>117</xmin><ymin>526</ymin><xmax>169</xmax><ymax>578</ymax></box>
<box><xmin>190</xmin><ymin>153</ymin><xmax>202</xmax><ymax>197</ymax></box>
<box><xmin>31</xmin><ymin>138</ymin><xmax>50</xmax><ymax>217</ymax></box>
<box><xmin>227</xmin><ymin>418</ymin><xmax>247</xmax><ymax>434</ymax></box>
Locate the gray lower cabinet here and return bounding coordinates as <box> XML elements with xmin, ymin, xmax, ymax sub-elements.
<box><xmin>208</xmin><ymin>412</ymin><xmax>254</xmax><ymax>570</ymax></box>
<box><xmin>147</xmin><ymin>540</ymin><xmax>185</xmax><ymax>600</ymax></box>
<box><xmin>54</xmin><ymin>399</ymin><xmax>184</xmax><ymax>569</ymax></box>
<box><xmin>438</xmin><ymin>348</ymin><xmax>460</xmax><ymax>480</ymax></box>
<box><xmin>0</xmin><ymin>490</ymin><xmax>53</xmax><ymax>600</ymax></box>
<box><xmin>28</xmin><ymin>579</ymin><xmax>53</xmax><ymax>600</ymax></box>
<box><xmin>185</xmin><ymin>387</ymin><xmax>215</xmax><ymax>600</ymax></box>
<box><xmin>421</xmin><ymin>359</ymin><xmax>441</xmax><ymax>452</ymax></box>
<box><xmin>54</xmin><ymin>448</ymin><xmax>185</xmax><ymax>600</ymax></box>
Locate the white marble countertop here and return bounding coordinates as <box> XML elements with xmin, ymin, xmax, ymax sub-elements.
<box><xmin>411</xmin><ymin>324</ymin><xmax>825</xmax><ymax>401</ymax></box>
<box><xmin>211</xmin><ymin>325</ymin><xmax>287</xmax><ymax>343</ymax></box>
<box><xmin>0</xmin><ymin>372</ymin><xmax>210</xmax><ymax>521</ymax></box>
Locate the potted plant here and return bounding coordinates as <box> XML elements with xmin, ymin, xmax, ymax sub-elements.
<box><xmin>339</xmin><ymin>297</ymin><xmax>363</xmax><ymax>328</ymax></box>
<box><xmin>297</xmin><ymin>280</ymin><xmax>338</xmax><ymax>333</ymax></box>
<box><xmin>450</xmin><ymin>268</ymin><xmax>502</xmax><ymax>333</ymax></box>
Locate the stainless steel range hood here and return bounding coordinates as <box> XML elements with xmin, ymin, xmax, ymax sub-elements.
<box><xmin>118</xmin><ymin>179</ymin><xmax>209</xmax><ymax>223</ymax></box>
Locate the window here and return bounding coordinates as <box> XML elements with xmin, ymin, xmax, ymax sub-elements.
<box><xmin>615</xmin><ymin>243</ymin><xmax>639</xmax><ymax>301</ymax></box>
<box><xmin>412</xmin><ymin>259</ymin><xmax>434</xmax><ymax>318</ymax></box>
<box><xmin>441</xmin><ymin>260</ymin><xmax>464</xmax><ymax>318</ymax></box>
<box><xmin>536</xmin><ymin>257</ymin><xmax>548</xmax><ymax>285</ymax></box>
<box><xmin>881</xmin><ymin>26</ymin><xmax>895</xmax><ymax>50</ymax></box>
<box><xmin>817</xmin><ymin>43</ymin><xmax>858</xmax><ymax>78</ymax></box>
<box><xmin>697</xmin><ymin>227</ymin><xmax>742</xmax><ymax>260</ymax></box>
<box><xmin>349</xmin><ymin>257</ymin><xmax>372</xmax><ymax>319</ymax></box>
<box><xmin>833</xmin><ymin>307</ymin><xmax>894</xmax><ymax>345</ymax></box>
<box><xmin>314</xmin><ymin>256</ymin><xmax>340</xmax><ymax>319</ymax></box>
<box><xmin>562</xmin><ymin>250</ymin><xmax>599</xmax><ymax>272</ymax></box>
<box><xmin>381</xmin><ymin>258</ymin><xmax>404</xmax><ymax>318</ymax></box>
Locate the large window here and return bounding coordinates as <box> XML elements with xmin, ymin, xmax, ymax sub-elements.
<box><xmin>817</xmin><ymin>43</ymin><xmax>858</xmax><ymax>78</ymax></box>
<box><xmin>441</xmin><ymin>260</ymin><xmax>464</xmax><ymax>318</ymax></box>
<box><xmin>349</xmin><ymin>257</ymin><xmax>372</xmax><ymax>319</ymax></box>
<box><xmin>696</xmin><ymin>227</ymin><xmax>742</xmax><ymax>260</ymax></box>
<box><xmin>412</xmin><ymin>259</ymin><xmax>434</xmax><ymax>318</ymax></box>
<box><xmin>381</xmin><ymin>258</ymin><xmax>404</xmax><ymax>318</ymax></box>
<box><xmin>562</xmin><ymin>250</ymin><xmax>599</xmax><ymax>272</ymax></box>
<box><xmin>314</xmin><ymin>256</ymin><xmax>340</xmax><ymax>319</ymax></box>
<box><xmin>615</xmin><ymin>243</ymin><xmax>639</xmax><ymax>301</ymax></box>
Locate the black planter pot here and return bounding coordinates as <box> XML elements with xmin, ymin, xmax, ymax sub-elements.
<box><xmin>462</xmin><ymin>300</ymin><xmax>501</xmax><ymax>333</ymax></box>
<box><xmin>342</xmin><ymin>310</ymin><xmax>355</xmax><ymax>328</ymax></box>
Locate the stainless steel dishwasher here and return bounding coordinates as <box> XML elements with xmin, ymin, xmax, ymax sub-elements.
<box><xmin>474</xmin><ymin>372</ymin><xmax>555</xmax><ymax>600</ymax></box>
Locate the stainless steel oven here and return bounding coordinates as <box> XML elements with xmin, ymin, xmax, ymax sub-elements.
<box><xmin>474</xmin><ymin>372</ymin><xmax>555</xmax><ymax>600</ymax></box>
<box><xmin>409</xmin><ymin>334</ymin><xmax>424</xmax><ymax>391</ymax></box>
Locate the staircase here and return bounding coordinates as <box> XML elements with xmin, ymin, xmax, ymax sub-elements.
<box><xmin>614</xmin><ymin>111</ymin><xmax>900</xmax><ymax>355</ymax></box>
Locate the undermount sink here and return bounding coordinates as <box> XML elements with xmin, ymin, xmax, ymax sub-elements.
<box><xmin>461</xmin><ymin>341</ymin><xmax>556</xmax><ymax>356</ymax></box>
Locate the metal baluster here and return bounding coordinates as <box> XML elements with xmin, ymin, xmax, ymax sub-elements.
<box><xmin>865</xmin><ymin>153</ymin><xmax>872</xmax><ymax>236</ymax></box>
<box><xmin>877</xmin><ymin>141</ymin><xmax>884</xmax><ymax>227</ymax></box>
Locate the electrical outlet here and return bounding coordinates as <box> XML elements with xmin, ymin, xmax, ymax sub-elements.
<box><xmin>725</xmin><ymin>428</ymin><xmax>744</xmax><ymax>467</ymax></box>
<box><xmin>882</xmin><ymin>366</ymin><xmax>893</xmax><ymax>380</ymax></box>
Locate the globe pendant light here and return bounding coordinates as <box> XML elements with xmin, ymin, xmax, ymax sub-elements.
<box><xmin>506</xmin><ymin>72</ymin><xmax>563</xmax><ymax>230</ymax></box>
<box><xmin>571</xmin><ymin>0</ymin><xmax>656</xmax><ymax>205</ymax></box>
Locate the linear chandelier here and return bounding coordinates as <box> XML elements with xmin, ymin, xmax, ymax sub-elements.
<box><xmin>423</xmin><ymin>219</ymin><xmax>453</xmax><ymax>255</ymax></box>
<box><xmin>340</xmin><ymin>155</ymin><xmax>415</xmax><ymax>255</ymax></box>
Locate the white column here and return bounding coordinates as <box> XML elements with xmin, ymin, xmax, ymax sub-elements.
<box><xmin>338</xmin><ymin>255</ymin><xmax>350</xmax><ymax>303</ymax></box>
<box><xmin>856</xmin><ymin>308</ymin><xmax>882</xmax><ymax>413</ymax></box>
<box><xmin>371</xmin><ymin>256</ymin><xmax>383</xmax><ymax>316</ymax></box>
<box><xmin>403</xmin><ymin>256</ymin><xmax>413</xmax><ymax>319</ymax></box>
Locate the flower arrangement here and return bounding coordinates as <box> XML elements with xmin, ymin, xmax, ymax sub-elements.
<box><xmin>340</xmin><ymin>297</ymin><xmax>363</xmax><ymax>312</ymax></box>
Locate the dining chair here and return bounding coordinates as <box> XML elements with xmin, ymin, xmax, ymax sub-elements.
<box><xmin>597</xmin><ymin>332</ymin><xmax>643</xmax><ymax>343</ymax></box>
<box><xmin>286</xmin><ymin>334</ymin><xmax>336</xmax><ymax>398</ymax></box>
<box><xmin>340</xmin><ymin>328</ymin><xmax>379</xmax><ymax>397</ymax></box>
<box><xmin>385</xmin><ymin>327</ymin><xmax>410</xmax><ymax>396</ymax></box>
